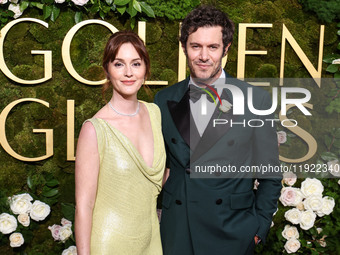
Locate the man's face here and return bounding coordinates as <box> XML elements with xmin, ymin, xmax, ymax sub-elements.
<box><xmin>183</xmin><ymin>26</ymin><xmax>230</xmax><ymax>84</ymax></box>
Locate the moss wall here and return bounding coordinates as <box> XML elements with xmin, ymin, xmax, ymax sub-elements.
<box><xmin>0</xmin><ymin>0</ymin><xmax>339</xmax><ymax>254</ymax></box>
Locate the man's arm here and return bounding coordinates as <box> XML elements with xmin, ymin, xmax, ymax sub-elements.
<box><xmin>252</xmin><ymin>91</ymin><xmax>282</xmax><ymax>243</ymax></box>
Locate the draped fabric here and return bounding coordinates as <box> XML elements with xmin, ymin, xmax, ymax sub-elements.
<box><xmin>85</xmin><ymin>102</ymin><xmax>165</xmax><ymax>255</ymax></box>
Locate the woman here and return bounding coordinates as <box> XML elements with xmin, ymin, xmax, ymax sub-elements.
<box><xmin>75</xmin><ymin>31</ymin><xmax>166</xmax><ymax>255</ymax></box>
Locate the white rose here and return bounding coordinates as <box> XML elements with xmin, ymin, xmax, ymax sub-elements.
<box><xmin>9</xmin><ymin>232</ymin><xmax>24</xmax><ymax>247</ymax></box>
<box><xmin>300</xmin><ymin>178</ymin><xmax>324</xmax><ymax>197</ymax></box>
<box><xmin>30</xmin><ymin>201</ymin><xmax>50</xmax><ymax>221</ymax></box>
<box><xmin>219</xmin><ymin>99</ymin><xmax>232</xmax><ymax>113</ymax></box>
<box><xmin>59</xmin><ymin>225</ymin><xmax>73</xmax><ymax>242</ymax></box>
<box><xmin>284</xmin><ymin>238</ymin><xmax>301</xmax><ymax>254</ymax></box>
<box><xmin>9</xmin><ymin>193</ymin><xmax>33</xmax><ymax>215</ymax></box>
<box><xmin>8</xmin><ymin>4</ymin><xmax>23</xmax><ymax>19</ymax></box>
<box><xmin>277</xmin><ymin>131</ymin><xmax>287</xmax><ymax>144</ymax></box>
<box><xmin>0</xmin><ymin>213</ymin><xmax>17</xmax><ymax>234</ymax></box>
<box><xmin>303</xmin><ymin>195</ymin><xmax>323</xmax><ymax>212</ymax></box>
<box><xmin>18</xmin><ymin>213</ymin><xmax>30</xmax><ymax>227</ymax></box>
<box><xmin>316</xmin><ymin>196</ymin><xmax>335</xmax><ymax>217</ymax></box>
<box><xmin>284</xmin><ymin>208</ymin><xmax>301</xmax><ymax>225</ymax></box>
<box><xmin>48</xmin><ymin>224</ymin><xmax>61</xmax><ymax>241</ymax></box>
<box><xmin>299</xmin><ymin>210</ymin><xmax>316</xmax><ymax>230</ymax></box>
<box><xmin>62</xmin><ymin>245</ymin><xmax>77</xmax><ymax>255</ymax></box>
<box><xmin>338</xmin><ymin>179</ymin><xmax>340</xmax><ymax>185</ymax></box>
<box><xmin>282</xmin><ymin>171</ymin><xmax>297</xmax><ymax>186</ymax></box>
<box><xmin>61</xmin><ymin>218</ymin><xmax>72</xmax><ymax>227</ymax></box>
<box><xmin>55</xmin><ymin>0</ymin><xmax>65</xmax><ymax>3</ymax></box>
<box><xmin>71</xmin><ymin>0</ymin><xmax>89</xmax><ymax>6</ymax></box>
<box><xmin>282</xmin><ymin>225</ymin><xmax>299</xmax><ymax>240</ymax></box>
<box><xmin>0</xmin><ymin>0</ymin><xmax>8</xmax><ymax>4</ymax></box>
<box><xmin>332</xmin><ymin>58</ymin><xmax>340</xmax><ymax>64</ymax></box>
<box><xmin>327</xmin><ymin>159</ymin><xmax>340</xmax><ymax>177</ymax></box>
<box><xmin>293</xmin><ymin>189</ymin><xmax>305</xmax><ymax>206</ymax></box>
<box><xmin>317</xmin><ymin>227</ymin><xmax>323</xmax><ymax>234</ymax></box>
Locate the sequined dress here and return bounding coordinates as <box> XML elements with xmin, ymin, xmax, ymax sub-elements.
<box><xmin>85</xmin><ymin>102</ymin><xmax>165</xmax><ymax>255</ymax></box>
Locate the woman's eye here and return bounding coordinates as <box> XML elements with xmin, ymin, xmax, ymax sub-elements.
<box><xmin>132</xmin><ymin>62</ymin><xmax>141</xmax><ymax>67</ymax></box>
<box><xmin>114</xmin><ymin>62</ymin><xmax>123</xmax><ymax>67</ymax></box>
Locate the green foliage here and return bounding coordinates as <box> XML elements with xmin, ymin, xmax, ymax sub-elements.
<box><xmin>61</xmin><ymin>203</ymin><xmax>75</xmax><ymax>222</ymax></box>
<box><xmin>255</xmin><ymin>64</ymin><xmax>278</xmax><ymax>78</ymax></box>
<box><xmin>299</xmin><ymin>0</ymin><xmax>340</xmax><ymax>23</ymax></box>
<box><xmin>0</xmin><ymin>0</ymin><xmax>156</xmax><ymax>29</ymax></box>
<box><xmin>146</xmin><ymin>0</ymin><xmax>200</xmax><ymax>20</ymax></box>
<box><xmin>27</xmin><ymin>171</ymin><xmax>60</xmax><ymax>206</ymax></box>
<box><xmin>0</xmin><ymin>6</ymin><xmax>14</xmax><ymax>25</ymax></box>
<box><xmin>323</xmin><ymin>23</ymin><xmax>340</xmax><ymax>114</ymax></box>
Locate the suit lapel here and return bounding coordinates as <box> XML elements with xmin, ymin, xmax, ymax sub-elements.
<box><xmin>167</xmin><ymin>78</ymin><xmax>200</xmax><ymax>149</ymax></box>
<box><xmin>167</xmin><ymin>72</ymin><xmax>239</xmax><ymax>162</ymax></box>
<box><xmin>191</xmin><ymin>89</ymin><xmax>234</xmax><ymax>162</ymax></box>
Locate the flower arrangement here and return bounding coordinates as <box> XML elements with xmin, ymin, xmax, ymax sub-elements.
<box><xmin>0</xmin><ymin>193</ymin><xmax>50</xmax><ymax>248</ymax></box>
<box><xmin>49</xmin><ymin>218</ymin><xmax>77</xmax><ymax>254</ymax></box>
<box><xmin>279</xmin><ymin>175</ymin><xmax>335</xmax><ymax>253</ymax></box>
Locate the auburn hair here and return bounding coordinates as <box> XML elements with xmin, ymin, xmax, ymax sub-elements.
<box><xmin>102</xmin><ymin>31</ymin><xmax>150</xmax><ymax>99</ymax></box>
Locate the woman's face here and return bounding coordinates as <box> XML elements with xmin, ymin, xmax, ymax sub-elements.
<box><xmin>107</xmin><ymin>42</ymin><xmax>146</xmax><ymax>97</ymax></box>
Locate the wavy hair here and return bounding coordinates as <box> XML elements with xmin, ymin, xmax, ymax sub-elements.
<box><xmin>180</xmin><ymin>5</ymin><xmax>235</xmax><ymax>51</ymax></box>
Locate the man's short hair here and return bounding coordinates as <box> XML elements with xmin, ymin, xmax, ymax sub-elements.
<box><xmin>180</xmin><ymin>5</ymin><xmax>235</xmax><ymax>50</ymax></box>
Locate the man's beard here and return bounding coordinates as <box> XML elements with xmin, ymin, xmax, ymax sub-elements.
<box><xmin>189</xmin><ymin>61</ymin><xmax>222</xmax><ymax>84</ymax></box>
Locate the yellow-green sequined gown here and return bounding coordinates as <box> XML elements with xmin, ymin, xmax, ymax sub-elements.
<box><xmin>85</xmin><ymin>102</ymin><xmax>165</xmax><ymax>255</ymax></box>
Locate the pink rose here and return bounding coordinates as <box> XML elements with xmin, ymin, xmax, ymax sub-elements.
<box><xmin>279</xmin><ymin>187</ymin><xmax>299</xmax><ymax>206</ymax></box>
<box><xmin>61</xmin><ymin>218</ymin><xmax>72</xmax><ymax>227</ymax></box>
<box><xmin>277</xmin><ymin>131</ymin><xmax>287</xmax><ymax>144</ymax></box>
<box><xmin>48</xmin><ymin>224</ymin><xmax>61</xmax><ymax>241</ymax></box>
<box><xmin>283</xmin><ymin>172</ymin><xmax>297</xmax><ymax>186</ymax></box>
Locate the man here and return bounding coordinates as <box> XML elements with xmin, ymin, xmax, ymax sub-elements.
<box><xmin>154</xmin><ymin>5</ymin><xmax>281</xmax><ymax>255</ymax></box>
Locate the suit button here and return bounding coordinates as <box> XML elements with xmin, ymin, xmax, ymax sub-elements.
<box><xmin>228</xmin><ymin>140</ymin><xmax>234</xmax><ymax>146</ymax></box>
<box><xmin>185</xmin><ymin>168</ymin><xmax>191</xmax><ymax>175</ymax></box>
<box><xmin>175</xmin><ymin>200</ymin><xmax>182</xmax><ymax>205</ymax></box>
<box><xmin>216</xmin><ymin>199</ymin><xmax>223</xmax><ymax>205</ymax></box>
<box><xmin>171</xmin><ymin>138</ymin><xmax>177</xmax><ymax>144</ymax></box>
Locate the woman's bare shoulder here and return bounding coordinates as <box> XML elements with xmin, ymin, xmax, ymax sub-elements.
<box><xmin>92</xmin><ymin>104</ymin><xmax>111</xmax><ymax>120</ymax></box>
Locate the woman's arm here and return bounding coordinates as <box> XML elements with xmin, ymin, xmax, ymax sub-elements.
<box><xmin>75</xmin><ymin>122</ymin><xmax>100</xmax><ymax>255</ymax></box>
<box><xmin>162</xmin><ymin>168</ymin><xmax>170</xmax><ymax>187</ymax></box>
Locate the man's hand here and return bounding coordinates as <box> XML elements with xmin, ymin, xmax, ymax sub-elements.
<box><xmin>254</xmin><ymin>235</ymin><xmax>261</xmax><ymax>245</ymax></box>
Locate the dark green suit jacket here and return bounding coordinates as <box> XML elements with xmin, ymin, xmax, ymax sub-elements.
<box><xmin>154</xmin><ymin>73</ymin><xmax>281</xmax><ymax>255</ymax></box>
